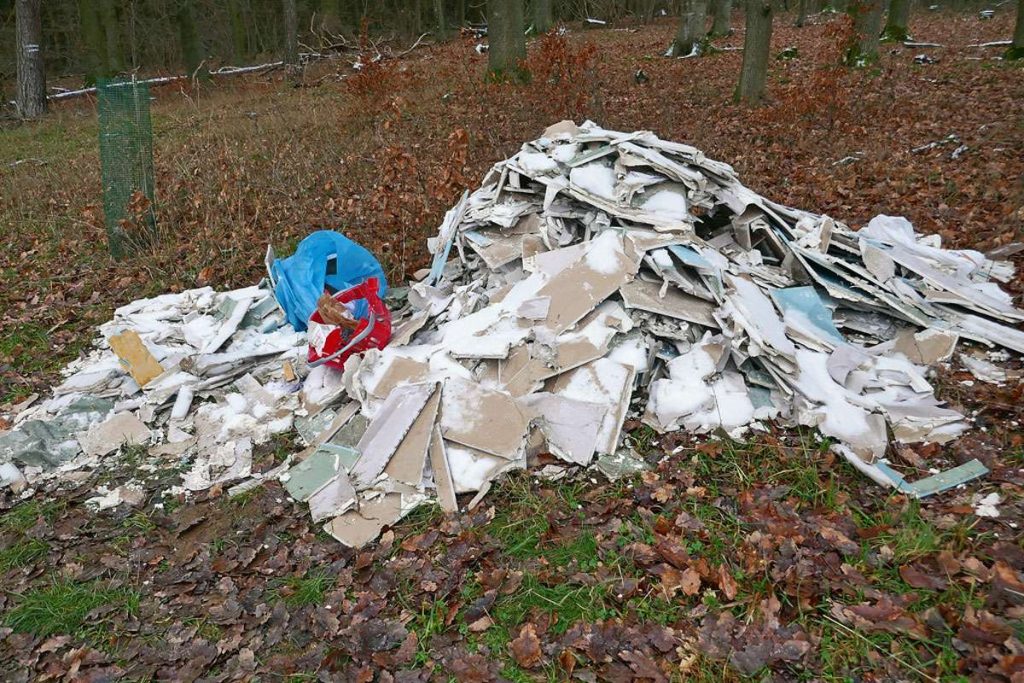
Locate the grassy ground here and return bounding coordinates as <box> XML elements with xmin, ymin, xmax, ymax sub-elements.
<box><xmin>1</xmin><ymin>9</ymin><xmax>1023</xmax><ymax>681</ymax></box>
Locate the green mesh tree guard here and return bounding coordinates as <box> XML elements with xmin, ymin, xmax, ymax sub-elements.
<box><xmin>97</xmin><ymin>77</ymin><xmax>157</xmax><ymax>259</ymax></box>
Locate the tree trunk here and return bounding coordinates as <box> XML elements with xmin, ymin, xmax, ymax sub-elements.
<box><xmin>486</xmin><ymin>0</ymin><xmax>527</xmax><ymax>80</ymax></box>
<box><xmin>283</xmin><ymin>0</ymin><xmax>299</xmax><ymax>64</ymax></box>
<box><xmin>1008</xmin><ymin>0</ymin><xmax>1024</xmax><ymax>59</ymax></box>
<box><xmin>176</xmin><ymin>1</ymin><xmax>206</xmax><ymax>78</ymax></box>
<box><xmin>848</xmin><ymin>0</ymin><xmax>885</xmax><ymax>64</ymax></box>
<box><xmin>535</xmin><ymin>0</ymin><xmax>554</xmax><ymax>32</ymax></box>
<box><xmin>735</xmin><ymin>0</ymin><xmax>772</xmax><ymax>105</ymax></box>
<box><xmin>670</xmin><ymin>0</ymin><xmax>707</xmax><ymax>55</ymax></box>
<box><xmin>98</xmin><ymin>0</ymin><xmax>123</xmax><ymax>73</ymax></box>
<box><xmin>228</xmin><ymin>0</ymin><xmax>249</xmax><ymax>61</ymax></box>
<box><xmin>641</xmin><ymin>0</ymin><xmax>657</xmax><ymax>22</ymax></box>
<box><xmin>710</xmin><ymin>0</ymin><xmax>732</xmax><ymax>35</ymax></box>
<box><xmin>435</xmin><ymin>0</ymin><xmax>448</xmax><ymax>36</ymax></box>
<box><xmin>796</xmin><ymin>0</ymin><xmax>809</xmax><ymax>26</ymax></box>
<box><xmin>16</xmin><ymin>0</ymin><xmax>47</xmax><ymax>119</ymax></box>
<box><xmin>881</xmin><ymin>0</ymin><xmax>910</xmax><ymax>41</ymax></box>
<box><xmin>79</xmin><ymin>0</ymin><xmax>107</xmax><ymax>84</ymax></box>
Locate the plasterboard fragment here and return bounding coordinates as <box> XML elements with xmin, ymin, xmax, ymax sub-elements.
<box><xmin>306</xmin><ymin>472</ymin><xmax>357</xmax><ymax>522</ymax></box>
<box><xmin>892</xmin><ymin>328</ymin><xmax>958</xmax><ymax>364</ymax></box>
<box><xmin>875</xmin><ymin>458</ymin><xmax>988</xmax><ymax>498</ymax></box>
<box><xmin>444</xmin><ymin>442</ymin><xmax>519</xmax><ymax>493</ymax></box>
<box><xmin>533</xmin><ymin>231</ymin><xmax>641</xmax><ymax>333</ymax></box>
<box><xmin>384</xmin><ymin>385</ymin><xmax>441</xmax><ymax>487</ymax></box>
<box><xmin>465</xmin><ymin>231</ymin><xmax>529</xmax><ymax>270</ymax></box>
<box><xmin>439</xmin><ymin>378</ymin><xmax>529</xmax><ymax>459</ymax></box>
<box><xmin>516</xmin><ymin>297</ymin><xmax>551</xmax><ymax>321</ymax></box>
<box><xmin>548</xmin><ymin>358</ymin><xmax>635</xmax><ymax>455</ymax></box>
<box><xmin>323</xmin><ymin>493</ymin><xmax>404</xmax><ymax>548</ymax></box>
<box><xmin>368</xmin><ymin>356</ymin><xmax>432</xmax><ymax>400</ymax></box>
<box><xmin>202</xmin><ymin>295</ymin><xmax>255</xmax><ymax>354</ymax></box>
<box><xmin>284</xmin><ymin>446</ymin><xmax>352</xmax><ymax>502</ymax></box>
<box><xmin>182</xmin><ymin>438</ymin><xmax>252</xmax><ymax>491</ymax></box>
<box><xmin>518</xmin><ymin>393</ymin><xmax>607</xmax><ymax>466</ymax></box>
<box><xmin>960</xmin><ymin>355</ymin><xmax>1008</xmax><ymax>384</ymax></box>
<box><xmin>429</xmin><ymin>426</ymin><xmax>457</xmax><ymax>512</ymax></box>
<box><xmin>390</xmin><ymin>311</ymin><xmax>430</xmax><ymax>347</ymax></box>
<box><xmin>770</xmin><ymin>286</ymin><xmax>844</xmax><ymax>346</ymax></box>
<box><xmin>619</xmin><ymin>278</ymin><xmax>718</xmax><ymax>327</ymax></box>
<box><xmin>78</xmin><ymin>412</ymin><xmax>150</xmax><ymax>457</ymax></box>
<box><xmin>108</xmin><ymin>331</ymin><xmax>164</xmax><ymax>387</ymax></box>
<box><xmin>350</xmin><ymin>383</ymin><xmax>436</xmax><ymax>489</ymax></box>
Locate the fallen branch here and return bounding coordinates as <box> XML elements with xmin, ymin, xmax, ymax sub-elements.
<box><xmin>44</xmin><ymin>60</ymin><xmax>289</xmax><ymax>103</ymax></box>
<box><xmin>395</xmin><ymin>32</ymin><xmax>431</xmax><ymax>58</ymax></box>
<box><xmin>968</xmin><ymin>39</ymin><xmax>1012</xmax><ymax>48</ymax></box>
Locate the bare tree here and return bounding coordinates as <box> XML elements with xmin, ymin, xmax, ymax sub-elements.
<box><xmin>710</xmin><ymin>0</ymin><xmax>732</xmax><ymax>36</ymax></box>
<box><xmin>881</xmin><ymin>0</ymin><xmax>911</xmax><ymax>42</ymax></box>
<box><xmin>175</xmin><ymin>0</ymin><xmax>206</xmax><ymax>78</ymax></box>
<box><xmin>670</xmin><ymin>0</ymin><xmax>708</xmax><ymax>56</ymax></box>
<box><xmin>735</xmin><ymin>0</ymin><xmax>772</xmax><ymax>104</ymax></box>
<box><xmin>487</xmin><ymin>0</ymin><xmax>527</xmax><ymax>80</ymax></box>
<box><xmin>847</xmin><ymin>0</ymin><xmax>885</xmax><ymax>64</ymax></box>
<box><xmin>283</xmin><ymin>0</ymin><xmax>299</xmax><ymax>71</ymax></box>
<box><xmin>1008</xmin><ymin>0</ymin><xmax>1024</xmax><ymax>59</ymax></box>
<box><xmin>16</xmin><ymin>0</ymin><xmax>47</xmax><ymax>119</ymax></box>
<box><xmin>796</xmin><ymin>0</ymin><xmax>809</xmax><ymax>27</ymax></box>
<box><xmin>435</xmin><ymin>0</ymin><xmax>448</xmax><ymax>36</ymax></box>
<box><xmin>534</xmin><ymin>0</ymin><xmax>554</xmax><ymax>32</ymax></box>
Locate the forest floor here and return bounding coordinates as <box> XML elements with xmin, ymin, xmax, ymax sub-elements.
<box><xmin>1</xmin><ymin>9</ymin><xmax>1023</xmax><ymax>681</ymax></box>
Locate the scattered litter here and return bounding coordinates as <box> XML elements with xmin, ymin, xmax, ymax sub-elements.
<box><xmin>0</xmin><ymin>462</ymin><xmax>27</xmax><ymax>493</ymax></box>
<box><xmin>913</xmin><ymin>54</ymin><xmax>938</xmax><ymax>64</ymax></box>
<box><xmin>960</xmin><ymin>354</ymin><xmax>1011</xmax><ymax>385</ymax></box>
<box><xmin>86</xmin><ymin>483</ymin><xmax>146</xmax><ymax>510</ymax></box>
<box><xmin>2</xmin><ymin>122</ymin><xmax>1020</xmax><ymax>550</ymax></box>
<box><xmin>911</xmin><ymin>133</ymin><xmax>960</xmax><ymax>154</ymax></box>
<box><xmin>974</xmin><ymin>492</ymin><xmax>1001</xmax><ymax>517</ymax></box>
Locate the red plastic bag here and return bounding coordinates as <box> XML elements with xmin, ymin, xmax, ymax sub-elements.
<box><xmin>307</xmin><ymin>277</ymin><xmax>391</xmax><ymax>370</ymax></box>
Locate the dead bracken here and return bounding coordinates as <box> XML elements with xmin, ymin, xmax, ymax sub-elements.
<box><xmin>1</xmin><ymin>121</ymin><xmax>1021</xmax><ymax>547</ymax></box>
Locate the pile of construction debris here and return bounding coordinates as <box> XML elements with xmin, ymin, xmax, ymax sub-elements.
<box><xmin>2</xmin><ymin>121</ymin><xmax>1021</xmax><ymax>546</ymax></box>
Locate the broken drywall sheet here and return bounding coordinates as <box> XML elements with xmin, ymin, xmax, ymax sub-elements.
<box><xmin>549</xmin><ymin>358</ymin><xmax>636</xmax><ymax>455</ymax></box>
<box><xmin>534</xmin><ymin>231</ymin><xmax>642</xmax><ymax>333</ymax></box>
<box><xmin>428</xmin><ymin>425</ymin><xmax>458</xmax><ymax>512</ymax></box>
<box><xmin>960</xmin><ymin>354</ymin><xmax>1009</xmax><ymax>384</ymax></box>
<box><xmin>283</xmin><ymin>447</ymin><xmax>351</xmax><ymax>502</ymax></box>
<box><xmin>519</xmin><ymin>393</ymin><xmax>608</xmax><ymax>465</ymax></box>
<box><xmin>445</xmin><ymin>442</ymin><xmax>519</xmax><ymax>494</ymax></box>
<box><xmin>78</xmin><ymin>412</ymin><xmax>151</xmax><ymax>457</ymax></box>
<box><xmin>306</xmin><ymin>473</ymin><xmax>357</xmax><ymax>522</ymax></box>
<box><xmin>108</xmin><ymin>331</ymin><xmax>164</xmax><ymax>387</ymax></box>
<box><xmin>383</xmin><ymin>386</ymin><xmax>441</xmax><ymax>487</ymax></box>
<box><xmin>439</xmin><ymin>378</ymin><xmax>529</xmax><ymax>459</ymax></box>
<box><xmin>323</xmin><ymin>493</ymin><xmax>405</xmax><ymax>547</ymax></box>
<box><xmin>182</xmin><ymin>438</ymin><xmax>253</xmax><ymax>491</ymax></box>
<box><xmin>619</xmin><ymin>278</ymin><xmax>718</xmax><ymax>327</ymax></box>
<box><xmin>350</xmin><ymin>383</ymin><xmax>436</xmax><ymax>489</ymax></box>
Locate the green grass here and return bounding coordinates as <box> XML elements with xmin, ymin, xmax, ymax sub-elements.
<box><xmin>0</xmin><ymin>499</ymin><xmax>66</xmax><ymax>535</ymax></box>
<box><xmin>853</xmin><ymin>499</ymin><xmax>948</xmax><ymax>564</ymax></box>
<box><xmin>0</xmin><ymin>537</ymin><xmax>49</xmax><ymax>572</ymax></box>
<box><xmin>270</xmin><ymin>572</ymin><xmax>335</xmax><ymax>607</ymax></box>
<box><xmin>4</xmin><ymin>579</ymin><xmax>140</xmax><ymax>639</ymax></box>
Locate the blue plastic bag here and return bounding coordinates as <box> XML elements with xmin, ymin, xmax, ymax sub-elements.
<box><xmin>270</xmin><ymin>231</ymin><xmax>387</xmax><ymax>332</ymax></box>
